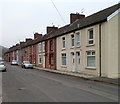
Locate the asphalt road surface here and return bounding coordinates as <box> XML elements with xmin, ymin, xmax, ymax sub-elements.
<box><xmin>2</xmin><ymin>63</ymin><xmax>119</xmax><ymax>102</ymax></box>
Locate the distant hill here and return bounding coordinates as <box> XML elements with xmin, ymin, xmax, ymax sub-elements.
<box><xmin>0</xmin><ymin>45</ymin><xmax>8</xmax><ymax>58</ymax></box>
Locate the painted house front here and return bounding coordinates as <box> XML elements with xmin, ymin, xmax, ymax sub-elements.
<box><xmin>56</xmin><ymin>3</ymin><xmax>120</xmax><ymax>78</ymax></box>
<box><xmin>36</xmin><ymin>41</ymin><xmax>45</xmax><ymax>68</ymax></box>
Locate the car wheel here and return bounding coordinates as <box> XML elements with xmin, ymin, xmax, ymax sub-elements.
<box><xmin>2</xmin><ymin>69</ymin><xmax>6</xmax><ymax>72</ymax></box>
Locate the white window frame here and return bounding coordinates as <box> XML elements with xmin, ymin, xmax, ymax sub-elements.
<box><xmin>76</xmin><ymin>32</ymin><xmax>80</xmax><ymax>47</ymax></box>
<box><xmin>38</xmin><ymin>54</ymin><xmax>42</xmax><ymax>64</ymax></box>
<box><xmin>42</xmin><ymin>42</ymin><xmax>45</xmax><ymax>52</ymax></box>
<box><xmin>86</xmin><ymin>51</ymin><xmax>96</xmax><ymax>68</ymax></box>
<box><xmin>88</xmin><ymin>29</ymin><xmax>94</xmax><ymax>45</ymax></box>
<box><xmin>62</xmin><ymin>37</ymin><xmax>66</xmax><ymax>49</ymax></box>
<box><xmin>61</xmin><ymin>53</ymin><xmax>66</xmax><ymax>66</ymax></box>
<box><xmin>71</xmin><ymin>34</ymin><xmax>75</xmax><ymax>47</ymax></box>
<box><xmin>39</xmin><ymin>43</ymin><xmax>42</xmax><ymax>52</ymax></box>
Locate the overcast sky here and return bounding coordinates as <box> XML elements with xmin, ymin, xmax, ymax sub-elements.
<box><xmin>0</xmin><ymin>0</ymin><xmax>119</xmax><ymax>48</ymax></box>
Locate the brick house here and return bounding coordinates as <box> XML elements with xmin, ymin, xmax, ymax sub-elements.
<box><xmin>44</xmin><ymin>26</ymin><xmax>58</xmax><ymax>69</ymax></box>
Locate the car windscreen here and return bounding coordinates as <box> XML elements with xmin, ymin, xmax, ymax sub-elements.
<box><xmin>12</xmin><ymin>60</ymin><xmax>17</xmax><ymax>62</ymax></box>
<box><xmin>24</xmin><ymin>61</ymin><xmax>30</xmax><ymax>64</ymax></box>
<box><xmin>0</xmin><ymin>63</ymin><xmax>4</xmax><ymax>65</ymax></box>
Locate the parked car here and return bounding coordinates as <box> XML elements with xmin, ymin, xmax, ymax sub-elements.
<box><xmin>11</xmin><ymin>60</ymin><xmax>18</xmax><ymax>65</ymax></box>
<box><xmin>0</xmin><ymin>62</ymin><xmax>6</xmax><ymax>72</ymax></box>
<box><xmin>21</xmin><ymin>61</ymin><xmax>33</xmax><ymax>69</ymax></box>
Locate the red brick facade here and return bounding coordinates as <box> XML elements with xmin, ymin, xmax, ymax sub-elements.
<box><xmin>45</xmin><ymin>39</ymin><xmax>56</xmax><ymax>69</ymax></box>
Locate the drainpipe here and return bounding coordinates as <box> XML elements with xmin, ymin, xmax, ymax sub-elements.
<box><xmin>99</xmin><ymin>24</ymin><xmax>102</xmax><ymax>77</ymax></box>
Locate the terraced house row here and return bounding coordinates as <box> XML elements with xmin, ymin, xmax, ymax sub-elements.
<box><xmin>5</xmin><ymin>3</ymin><xmax>120</xmax><ymax>78</ymax></box>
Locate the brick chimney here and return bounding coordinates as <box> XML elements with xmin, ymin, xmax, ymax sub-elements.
<box><xmin>25</xmin><ymin>38</ymin><xmax>32</xmax><ymax>43</ymax></box>
<box><xmin>34</xmin><ymin>33</ymin><xmax>42</xmax><ymax>39</ymax></box>
<box><xmin>70</xmin><ymin>13</ymin><xmax>85</xmax><ymax>24</ymax></box>
<box><xmin>16</xmin><ymin>44</ymin><xmax>19</xmax><ymax>47</ymax></box>
<box><xmin>20</xmin><ymin>42</ymin><xmax>25</xmax><ymax>44</ymax></box>
<box><xmin>46</xmin><ymin>26</ymin><xmax>58</xmax><ymax>34</ymax></box>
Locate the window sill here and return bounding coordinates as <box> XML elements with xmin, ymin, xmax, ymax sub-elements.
<box><xmin>61</xmin><ymin>65</ymin><xmax>67</xmax><ymax>68</ymax></box>
<box><xmin>76</xmin><ymin>46</ymin><xmax>81</xmax><ymax>48</ymax></box>
<box><xmin>85</xmin><ymin>67</ymin><xmax>96</xmax><ymax>70</ymax></box>
<box><xmin>62</xmin><ymin>48</ymin><xmax>66</xmax><ymax>51</ymax></box>
<box><xmin>86</xmin><ymin>44</ymin><xmax>95</xmax><ymax>47</ymax></box>
<box><xmin>70</xmin><ymin>46</ymin><xmax>75</xmax><ymax>49</ymax></box>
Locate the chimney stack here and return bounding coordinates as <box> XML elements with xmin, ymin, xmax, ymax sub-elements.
<box><xmin>25</xmin><ymin>38</ymin><xmax>32</xmax><ymax>43</ymax></box>
<box><xmin>46</xmin><ymin>26</ymin><xmax>58</xmax><ymax>34</ymax></box>
<box><xmin>20</xmin><ymin>42</ymin><xmax>25</xmax><ymax>44</ymax></box>
<box><xmin>70</xmin><ymin>13</ymin><xmax>85</xmax><ymax>24</ymax></box>
<box><xmin>16</xmin><ymin>44</ymin><xmax>19</xmax><ymax>46</ymax></box>
<box><xmin>34</xmin><ymin>33</ymin><xmax>42</xmax><ymax>39</ymax></box>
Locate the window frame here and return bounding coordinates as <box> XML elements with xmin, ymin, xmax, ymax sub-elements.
<box><xmin>49</xmin><ymin>54</ymin><xmax>54</xmax><ymax>65</ymax></box>
<box><xmin>86</xmin><ymin>51</ymin><xmax>96</xmax><ymax>68</ymax></box>
<box><xmin>76</xmin><ymin>32</ymin><xmax>80</xmax><ymax>47</ymax></box>
<box><xmin>88</xmin><ymin>29</ymin><xmax>94</xmax><ymax>45</ymax></box>
<box><xmin>62</xmin><ymin>37</ymin><xmax>66</xmax><ymax>49</ymax></box>
<box><xmin>50</xmin><ymin>40</ymin><xmax>53</xmax><ymax>51</ymax></box>
<box><xmin>39</xmin><ymin>42</ymin><xmax>42</xmax><ymax>52</ymax></box>
<box><xmin>42</xmin><ymin>42</ymin><xmax>45</xmax><ymax>52</ymax></box>
<box><xmin>71</xmin><ymin>34</ymin><xmax>75</xmax><ymax>47</ymax></box>
<box><xmin>61</xmin><ymin>53</ymin><xmax>66</xmax><ymax>66</ymax></box>
<box><xmin>38</xmin><ymin>55</ymin><xmax>42</xmax><ymax>64</ymax></box>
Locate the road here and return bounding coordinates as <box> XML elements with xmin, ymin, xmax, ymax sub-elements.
<box><xmin>2</xmin><ymin>63</ymin><xmax>119</xmax><ymax>102</ymax></box>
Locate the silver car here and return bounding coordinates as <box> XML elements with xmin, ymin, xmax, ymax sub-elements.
<box><xmin>11</xmin><ymin>60</ymin><xmax>18</xmax><ymax>65</ymax></box>
<box><xmin>21</xmin><ymin>61</ymin><xmax>33</xmax><ymax>69</ymax></box>
<box><xmin>0</xmin><ymin>62</ymin><xmax>6</xmax><ymax>72</ymax></box>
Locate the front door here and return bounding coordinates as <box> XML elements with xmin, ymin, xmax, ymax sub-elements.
<box><xmin>76</xmin><ymin>52</ymin><xmax>80</xmax><ymax>72</ymax></box>
<box><xmin>71</xmin><ymin>52</ymin><xmax>75</xmax><ymax>72</ymax></box>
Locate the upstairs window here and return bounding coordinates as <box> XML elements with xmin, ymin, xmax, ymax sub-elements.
<box><xmin>88</xmin><ymin>29</ymin><xmax>94</xmax><ymax>45</ymax></box>
<box><xmin>62</xmin><ymin>37</ymin><xmax>66</xmax><ymax>48</ymax></box>
<box><xmin>42</xmin><ymin>42</ymin><xmax>45</xmax><ymax>52</ymax></box>
<box><xmin>39</xmin><ymin>43</ymin><xmax>42</xmax><ymax>52</ymax></box>
<box><xmin>76</xmin><ymin>32</ymin><xmax>80</xmax><ymax>47</ymax></box>
<box><xmin>45</xmin><ymin>41</ymin><xmax>48</xmax><ymax>52</ymax></box>
<box><xmin>71</xmin><ymin>34</ymin><xmax>74</xmax><ymax>47</ymax></box>
<box><xmin>50</xmin><ymin>40</ymin><xmax>53</xmax><ymax>51</ymax></box>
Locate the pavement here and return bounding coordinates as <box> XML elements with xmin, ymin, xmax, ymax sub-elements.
<box><xmin>34</xmin><ymin>66</ymin><xmax>120</xmax><ymax>86</ymax></box>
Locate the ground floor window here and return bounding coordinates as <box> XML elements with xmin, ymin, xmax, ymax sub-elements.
<box><xmin>61</xmin><ymin>53</ymin><xmax>66</xmax><ymax>65</ymax></box>
<box><xmin>39</xmin><ymin>55</ymin><xmax>42</xmax><ymax>64</ymax></box>
<box><xmin>49</xmin><ymin>54</ymin><xmax>54</xmax><ymax>65</ymax></box>
<box><xmin>87</xmin><ymin>51</ymin><xmax>95</xmax><ymax>67</ymax></box>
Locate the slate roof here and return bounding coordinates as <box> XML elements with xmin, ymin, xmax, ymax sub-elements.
<box><xmin>47</xmin><ymin>3</ymin><xmax>119</xmax><ymax>39</ymax></box>
<box><xmin>5</xmin><ymin>3</ymin><xmax>119</xmax><ymax>53</ymax></box>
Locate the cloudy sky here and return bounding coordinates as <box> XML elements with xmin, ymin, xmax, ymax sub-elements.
<box><xmin>0</xmin><ymin>0</ymin><xmax>119</xmax><ymax>48</ymax></box>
